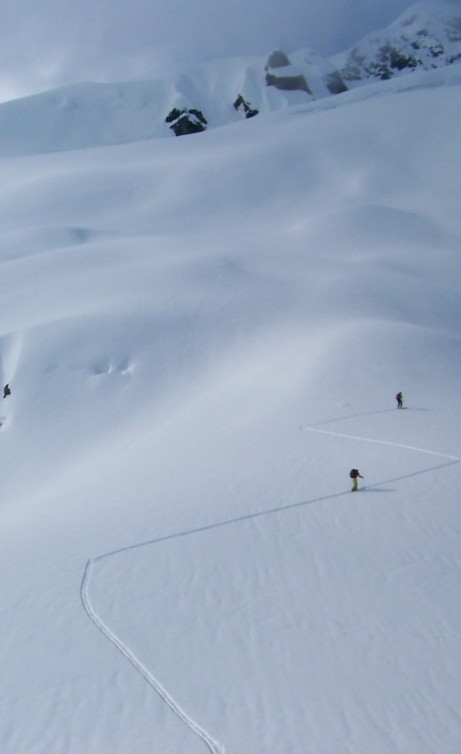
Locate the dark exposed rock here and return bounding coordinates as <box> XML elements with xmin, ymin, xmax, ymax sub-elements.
<box><xmin>265</xmin><ymin>50</ymin><xmax>312</xmax><ymax>94</ymax></box>
<box><xmin>266</xmin><ymin>50</ymin><xmax>292</xmax><ymax>69</ymax></box>
<box><xmin>288</xmin><ymin>48</ymin><xmax>348</xmax><ymax>98</ymax></box>
<box><xmin>265</xmin><ymin>71</ymin><xmax>311</xmax><ymax>92</ymax></box>
<box><xmin>165</xmin><ymin>107</ymin><xmax>182</xmax><ymax>123</ymax></box>
<box><xmin>165</xmin><ymin>108</ymin><xmax>208</xmax><ymax>136</ymax></box>
<box><xmin>233</xmin><ymin>94</ymin><xmax>259</xmax><ymax>119</ymax></box>
<box><xmin>324</xmin><ymin>71</ymin><xmax>348</xmax><ymax>95</ymax></box>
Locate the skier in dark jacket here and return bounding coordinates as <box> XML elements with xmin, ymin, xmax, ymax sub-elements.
<box><xmin>350</xmin><ymin>468</ymin><xmax>363</xmax><ymax>492</ymax></box>
<box><xmin>396</xmin><ymin>391</ymin><xmax>403</xmax><ymax>409</ymax></box>
<box><xmin>3</xmin><ymin>384</ymin><xmax>10</xmax><ymax>398</ymax></box>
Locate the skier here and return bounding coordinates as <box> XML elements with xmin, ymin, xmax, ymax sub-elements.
<box><xmin>396</xmin><ymin>391</ymin><xmax>403</xmax><ymax>409</ymax></box>
<box><xmin>3</xmin><ymin>384</ymin><xmax>11</xmax><ymax>398</ymax></box>
<box><xmin>350</xmin><ymin>468</ymin><xmax>363</xmax><ymax>492</ymax></box>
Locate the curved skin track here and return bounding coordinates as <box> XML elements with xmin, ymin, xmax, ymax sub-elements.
<box><xmin>304</xmin><ymin>426</ymin><xmax>461</xmax><ymax>462</ymax></box>
<box><xmin>80</xmin><ymin>559</ymin><xmax>226</xmax><ymax>754</ymax></box>
<box><xmin>80</xmin><ymin>412</ymin><xmax>460</xmax><ymax>754</ymax></box>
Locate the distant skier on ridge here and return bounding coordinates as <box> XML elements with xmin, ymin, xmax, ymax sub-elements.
<box><xmin>396</xmin><ymin>391</ymin><xmax>403</xmax><ymax>409</ymax></box>
<box><xmin>350</xmin><ymin>468</ymin><xmax>363</xmax><ymax>492</ymax></box>
<box><xmin>3</xmin><ymin>384</ymin><xmax>11</xmax><ymax>398</ymax></box>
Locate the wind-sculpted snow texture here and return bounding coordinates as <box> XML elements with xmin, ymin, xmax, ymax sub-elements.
<box><xmin>0</xmin><ymin>47</ymin><xmax>461</xmax><ymax>754</ymax></box>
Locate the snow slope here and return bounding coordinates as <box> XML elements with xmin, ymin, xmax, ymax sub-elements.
<box><xmin>1</xmin><ymin>62</ymin><xmax>461</xmax><ymax>754</ymax></box>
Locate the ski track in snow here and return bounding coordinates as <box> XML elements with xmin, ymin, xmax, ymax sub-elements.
<box><xmin>80</xmin><ymin>410</ymin><xmax>460</xmax><ymax>754</ymax></box>
<box><xmin>304</xmin><ymin>425</ymin><xmax>461</xmax><ymax>462</ymax></box>
<box><xmin>80</xmin><ymin>559</ymin><xmax>225</xmax><ymax>754</ymax></box>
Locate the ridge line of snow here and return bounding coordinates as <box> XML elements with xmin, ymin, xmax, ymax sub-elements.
<box><xmin>80</xmin><ymin>559</ymin><xmax>225</xmax><ymax>754</ymax></box>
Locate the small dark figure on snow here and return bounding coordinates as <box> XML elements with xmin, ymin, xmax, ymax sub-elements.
<box><xmin>350</xmin><ymin>468</ymin><xmax>363</xmax><ymax>492</ymax></box>
<box><xmin>396</xmin><ymin>391</ymin><xmax>403</xmax><ymax>409</ymax></box>
<box><xmin>3</xmin><ymin>384</ymin><xmax>11</xmax><ymax>398</ymax></box>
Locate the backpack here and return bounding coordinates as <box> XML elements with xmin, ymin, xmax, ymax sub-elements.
<box><xmin>350</xmin><ymin>469</ymin><xmax>358</xmax><ymax>478</ymax></box>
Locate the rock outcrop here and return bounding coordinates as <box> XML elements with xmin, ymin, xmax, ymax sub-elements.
<box><xmin>233</xmin><ymin>94</ymin><xmax>259</xmax><ymax>119</ymax></box>
<box><xmin>332</xmin><ymin>1</ymin><xmax>461</xmax><ymax>85</ymax></box>
<box><xmin>265</xmin><ymin>48</ymin><xmax>348</xmax><ymax>99</ymax></box>
<box><xmin>289</xmin><ymin>48</ymin><xmax>348</xmax><ymax>97</ymax></box>
<box><xmin>265</xmin><ymin>50</ymin><xmax>312</xmax><ymax>94</ymax></box>
<box><xmin>165</xmin><ymin>107</ymin><xmax>208</xmax><ymax>136</ymax></box>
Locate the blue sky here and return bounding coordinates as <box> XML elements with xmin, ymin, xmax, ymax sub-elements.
<box><xmin>1</xmin><ymin>0</ymin><xmax>460</xmax><ymax>101</ymax></box>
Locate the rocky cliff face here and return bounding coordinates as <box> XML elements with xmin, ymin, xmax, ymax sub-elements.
<box><xmin>331</xmin><ymin>1</ymin><xmax>461</xmax><ymax>86</ymax></box>
<box><xmin>264</xmin><ymin>50</ymin><xmax>313</xmax><ymax>95</ymax></box>
<box><xmin>264</xmin><ymin>48</ymin><xmax>349</xmax><ymax>99</ymax></box>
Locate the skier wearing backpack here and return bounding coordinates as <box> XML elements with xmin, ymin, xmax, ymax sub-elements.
<box><xmin>3</xmin><ymin>384</ymin><xmax>10</xmax><ymax>398</ymax></box>
<box><xmin>350</xmin><ymin>468</ymin><xmax>363</xmax><ymax>492</ymax></box>
<box><xmin>396</xmin><ymin>391</ymin><xmax>403</xmax><ymax>408</ymax></box>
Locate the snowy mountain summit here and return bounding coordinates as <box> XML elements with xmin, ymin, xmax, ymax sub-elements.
<box><xmin>332</xmin><ymin>1</ymin><xmax>461</xmax><ymax>84</ymax></box>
